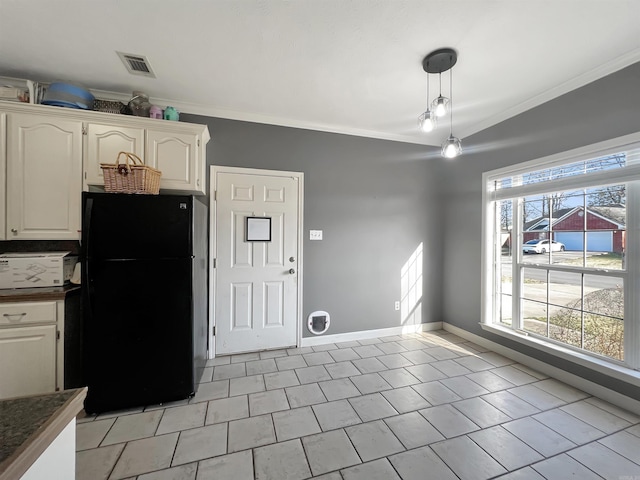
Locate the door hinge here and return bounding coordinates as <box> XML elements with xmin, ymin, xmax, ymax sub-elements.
<box><xmin>82</xmin><ymin>126</ymin><xmax>87</xmax><ymax>135</ymax></box>
<box><xmin>197</xmin><ymin>139</ymin><xmax>200</xmax><ymax>147</ymax></box>
<box><xmin>213</xmin><ymin>326</ymin><xmax>216</xmax><ymax>336</ymax></box>
<box><xmin>212</xmin><ymin>258</ymin><xmax>216</xmax><ymax>268</ymax></box>
<box><xmin>56</xmin><ymin>330</ymin><xmax>60</xmax><ymax>340</ymax></box>
<box><xmin>84</xmin><ymin>171</ymin><xmax>87</xmax><ymax>179</ymax></box>
<box><xmin>213</xmin><ymin>190</ymin><xmax>217</xmax><ymax>201</ymax></box>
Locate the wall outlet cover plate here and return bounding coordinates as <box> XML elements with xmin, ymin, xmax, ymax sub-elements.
<box><xmin>310</xmin><ymin>230</ymin><xmax>323</xmax><ymax>240</ymax></box>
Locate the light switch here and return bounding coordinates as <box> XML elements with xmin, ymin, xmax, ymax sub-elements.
<box><xmin>310</xmin><ymin>230</ymin><xmax>323</xmax><ymax>240</ymax></box>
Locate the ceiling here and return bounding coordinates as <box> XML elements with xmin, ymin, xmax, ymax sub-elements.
<box><xmin>1</xmin><ymin>1</ymin><xmax>639</xmax><ymax>147</ymax></box>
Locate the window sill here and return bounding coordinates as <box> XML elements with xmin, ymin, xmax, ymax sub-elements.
<box><xmin>480</xmin><ymin>323</ymin><xmax>640</xmax><ymax>388</ymax></box>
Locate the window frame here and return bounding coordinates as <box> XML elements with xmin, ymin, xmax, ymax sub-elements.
<box><xmin>481</xmin><ymin>132</ymin><xmax>640</xmax><ymax>380</ymax></box>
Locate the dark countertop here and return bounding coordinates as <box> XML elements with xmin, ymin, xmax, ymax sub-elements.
<box><xmin>0</xmin><ymin>388</ymin><xmax>87</xmax><ymax>480</ymax></box>
<box><xmin>0</xmin><ymin>284</ymin><xmax>80</xmax><ymax>303</ymax></box>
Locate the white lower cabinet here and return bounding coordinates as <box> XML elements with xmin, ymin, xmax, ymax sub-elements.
<box><xmin>0</xmin><ymin>324</ymin><xmax>57</xmax><ymax>398</ymax></box>
<box><xmin>0</xmin><ymin>300</ymin><xmax>64</xmax><ymax>399</ymax></box>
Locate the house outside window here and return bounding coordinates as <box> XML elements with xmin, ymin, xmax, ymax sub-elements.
<box><xmin>482</xmin><ymin>133</ymin><xmax>640</xmax><ymax>372</ymax></box>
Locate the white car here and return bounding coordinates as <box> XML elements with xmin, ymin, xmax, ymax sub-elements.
<box><xmin>522</xmin><ymin>239</ymin><xmax>565</xmax><ymax>254</ymax></box>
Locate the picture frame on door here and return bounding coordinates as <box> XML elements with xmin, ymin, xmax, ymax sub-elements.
<box><xmin>246</xmin><ymin>216</ymin><xmax>272</xmax><ymax>242</ymax></box>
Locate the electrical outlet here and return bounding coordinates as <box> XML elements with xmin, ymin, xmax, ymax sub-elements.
<box><xmin>394</xmin><ymin>301</ymin><xmax>400</xmax><ymax>311</ymax></box>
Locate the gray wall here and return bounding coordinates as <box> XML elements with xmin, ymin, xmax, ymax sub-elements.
<box><xmin>439</xmin><ymin>61</ymin><xmax>640</xmax><ymax>397</ymax></box>
<box><xmin>180</xmin><ymin>115</ymin><xmax>443</xmax><ymax>337</ymax></box>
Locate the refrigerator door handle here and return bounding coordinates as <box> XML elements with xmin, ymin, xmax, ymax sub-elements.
<box><xmin>83</xmin><ymin>197</ymin><xmax>94</xmax><ymax>257</ymax></box>
<box><xmin>83</xmin><ymin>197</ymin><xmax>94</xmax><ymax>325</ymax></box>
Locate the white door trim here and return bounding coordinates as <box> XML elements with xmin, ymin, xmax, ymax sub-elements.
<box><xmin>209</xmin><ymin>165</ymin><xmax>304</xmax><ymax>358</ymax></box>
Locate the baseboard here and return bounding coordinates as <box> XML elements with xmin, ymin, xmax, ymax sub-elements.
<box><xmin>300</xmin><ymin>322</ymin><xmax>443</xmax><ymax>347</ymax></box>
<box><xmin>443</xmin><ymin>322</ymin><xmax>640</xmax><ymax>415</ymax></box>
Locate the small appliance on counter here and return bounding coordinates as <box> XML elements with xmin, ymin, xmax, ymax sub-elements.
<box><xmin>81</xmin><ymin>192</ymin><xmax>208</xmax><ymax>413</ymax></box>
<box><xmin>0</xmin><ymin>252</ymin><xmax>78</xmax><ymax>289</ymax></box>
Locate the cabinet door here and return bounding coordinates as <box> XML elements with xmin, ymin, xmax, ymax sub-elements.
<box><xmin>7</xmin><ymin>113</ymin><xmax>83</xmax><ymax>239</ymax></box>
<box><xmin>146</xmin><ymin>130</ymin><xmax>202</xmax><ymax>192</ymax></box>
<box><xmin>0</xmin><ymin>113</ymin><xmax>6</xmax><ymax>240</ymax></box>
<box><xmin>85</xmin><ymin>123</ymin><xmax>144</xmax><ymax>187</ymax></box>
<box><xmin>0</xmin><ymin>325</ymin><xmax>57</xmax><ymax>398</ymax></box>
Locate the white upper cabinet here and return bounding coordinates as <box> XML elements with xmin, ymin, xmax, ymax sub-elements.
<box><xmin>0</xmin><ymin>101</ymin><xmax>210</xmax><ymax>240</ymax></box>
<box><xmin>85</xmin><ymin>123</ymin><xmax>144</xmax><ymax>188</ymax></box>
<box><xmin>146</xmin><ymin>129</ymin><xmax>204</xmax><ymax>193</ymax></box>
<box><xmin>6</xmin><ymin>113</ymin><xmax>83</xmax><ymax>240</ymax></box>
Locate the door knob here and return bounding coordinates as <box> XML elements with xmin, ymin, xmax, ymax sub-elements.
<box><xmin>11</xmin><ymin>229</ymin><xmax>17</xmax><ymax>234</ymax></box>
<box><xmin>289</xmin><ymin>268</ymin><xmax>295</xmax><ymax>274</ymax></box>
<box><xmin>289</xmin><ymin>257</ymin><xmax>295</xmax><ymax>263</ymax></box>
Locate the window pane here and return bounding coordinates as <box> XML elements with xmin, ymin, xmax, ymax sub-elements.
<box><xmin>583</xmin><ymin>275</ymin><xmax>623</xmax><ymax>318</ymax></box>
<box><xmin>548</xmin><ymin>306</ymin><xmax>582</xmax><ymax>348</ymax></box>
<box><xmin>583</xmin><ymin>276</ymin><xmax>623</xmax><ymax>360</ymax></box>
<box><xmin>522</xmin><ymin>268</ymin><xmax>548</xmax><ymax>337</ymax></box>
<box><xmin>548</xmin><ymin>271</ymin><xmax>582</xmax><ymax>310</ymax></box>
<box><xmin>522</xmin><ymin>268</ymin><xmax>547</xmax><ymax>302</ymax></box>
<box><xmin>494</xmin><ymin>152</ymin><xmax>626</xmax><ymax>191</ymax></box>
<box><xmin>546</xmin><ymin>188</ymin><xmax>584</xmax><ymax>267</ymax></box>
<box><xmin>584</xmin><ymin>315</ymin><xmax>624</xmax><ymax>361</ymax></box>
<box><xmin>499</xmin><ymin>294</ymin><xmax>512</xmax><ymax>327</ymax></box>
<box><xmin>522</xmin><ymin>299</ymin><xmax>547</xmax><ymax>336</ymax></box>
<box><xmin>500</xmin><ymin>261</ymin><xmax>512</xmax><ymax>296</ymax></box>
<box><xmin>585</xmin><ymin>187</ymin><xmax>625</xmax><ymax>270</ymax></box>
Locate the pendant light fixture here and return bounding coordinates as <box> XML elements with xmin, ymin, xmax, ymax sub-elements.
<box><xmin>441</xmin><ymin>59</ymin><xmax>462</xmax><ymax>159</ymax></box>
<box><xmin>431</xmin><ymin>72</ymin><xmax>449</xmax><ymax>117</ymax></box>
<box><xmin>419</xmin><ymin>48</ymin><xmax>462</xmax><ymax>159</ymax></box>
<box><xmin>417</xmin><ymin>71</ymin><xmax>437</xmax><ymax>132</ymax></box>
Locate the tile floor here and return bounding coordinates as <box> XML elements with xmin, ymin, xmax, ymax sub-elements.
<box><xmin>75</xmin><ymin>330</ymin><xmax>640</xmax><ymax>480</ymax></box>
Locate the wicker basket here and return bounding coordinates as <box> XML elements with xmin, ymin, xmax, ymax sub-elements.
<box><xmin>100</xmin><ymin>152</ymin><xmax>161</xmax><ymax>194</ymax></box>
<box><xmin>93</xmin><ymin>99</ymin><xmax>130</xmax><ymax>115</ymax></box>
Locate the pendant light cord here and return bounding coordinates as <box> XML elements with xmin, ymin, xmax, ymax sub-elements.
<box><xmin>426</xmin><ymin>70</ymin><xmax>430</xmax><ymax>110</ymax></box>
<box><xmin>449</xmin><ymin>60</ymin><xmax>453</xmax><ymax>136</ymax></box>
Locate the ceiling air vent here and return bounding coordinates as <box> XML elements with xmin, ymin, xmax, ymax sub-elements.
<box><xmin>116</xmin><ymin>52</ymin><xmax>156</xmax><ymax>78</ymax></box>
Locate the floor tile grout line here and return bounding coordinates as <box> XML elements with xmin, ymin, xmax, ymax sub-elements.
<box><xmin>78</xmin><ymin>332</ymin><xmax>640</xmax><ymax>480</ymax></box>
<box><xmin>595</xmin><ymin>434</ymin><xmax>640</xmax><ymax>468</ymax></box>
<box><xmin>105</xmin><ymin>440</ymin><xmax>128</xmax><ymax>480</ymax></box>
<box><xmin>496</xmin><ymin>417</ymin><xmax>640</xmax><ymax>478</ymax></box>
<box><xmin>482</xmin><ymin>430</ymin><xmax>617</xmax><ymax>480</ymax></box>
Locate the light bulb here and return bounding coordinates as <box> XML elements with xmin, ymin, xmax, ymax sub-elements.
<box><xmin>441</xmin><ymin>135</ymin><xmax>462</xmax><ymax>159</ymax></box>
<box><xmin>432</xmin><ymin>96</ymin><xmax>449</xmax><ymax>117</ymax></box>
<box><xmin>418</xmin><ymin>110</ymin><xmax>437</xmax><ymax>133</ymax></box>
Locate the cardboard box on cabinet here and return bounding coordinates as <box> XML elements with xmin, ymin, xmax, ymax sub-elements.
<box><xmin>0</xmin><ymin>252</ymin><xmax>78</xmax><ymax>288</ymax></box>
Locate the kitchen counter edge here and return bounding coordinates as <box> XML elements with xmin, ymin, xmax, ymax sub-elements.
<box><xmin>0</xmin><ymin>387</ymin><xmax>87</xmax><ymax>480</ymax></box>
<box><xmin>0</xmin><ymin>284</ymin><xmax>80</xmax><ymax>303</ymax></box>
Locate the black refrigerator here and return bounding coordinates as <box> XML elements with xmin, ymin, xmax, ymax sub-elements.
<box><xmin>81</xmin><ymin>192</ymin><xmax>208</xmax><ymax>414</ymax></box>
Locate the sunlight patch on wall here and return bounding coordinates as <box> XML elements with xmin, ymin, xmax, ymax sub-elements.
<box><xmin>401</xmin><ymin>242</ymin><xmax>423</xmax><ymax>331</ymax></box>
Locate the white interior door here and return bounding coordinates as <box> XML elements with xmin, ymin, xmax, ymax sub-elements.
<box><xmin>213</xmin><ymin>167</ymin><xmax>302</xmax><ymax>355</ymax></box>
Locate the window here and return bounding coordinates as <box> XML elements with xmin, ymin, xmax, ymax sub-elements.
<box><xmin>483</xmin><ymin>133</ymin><xmax>640</xmax><ymax>371</ymax></box>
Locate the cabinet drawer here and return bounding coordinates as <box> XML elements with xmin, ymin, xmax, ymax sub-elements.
<box><xmin>0</xmin><ymin>301</ymin><xmax>57</xmax><ymax>326</ymax></box>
